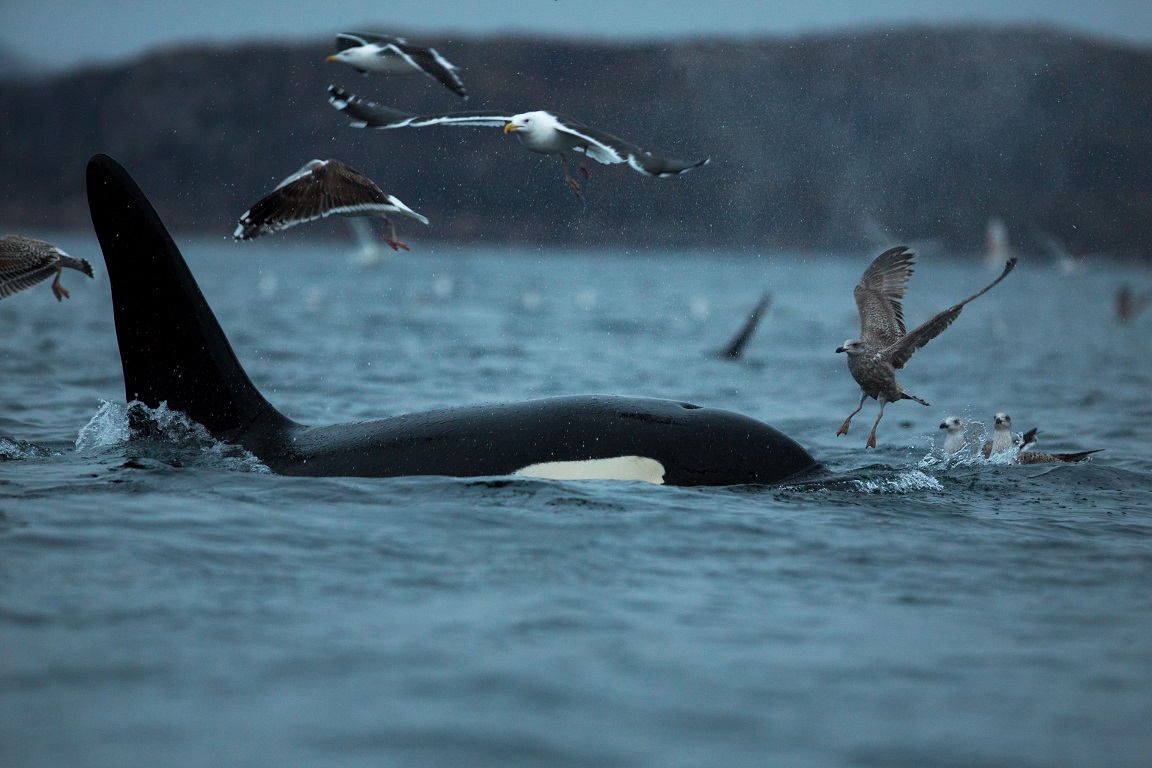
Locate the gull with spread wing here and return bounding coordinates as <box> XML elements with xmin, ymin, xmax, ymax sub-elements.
<box><xmin>836</xmin><ymin>246</ymin><xmax>1016</xmax><ymax>448</ymax></box>
<box><xmin>327</xmin><ymin>32</ymin><xmax>467</xmax><ymax>99</ymax></box>
<box><xmin>233</xmin><ymin>159</ymin><xmax>428</xmax><ymax>251</ymax></box>
<box><xmin>0</xmin><ymin>234</ymin><xmax>93</xmax><ymax>302</ymax></box>
<box><xmin>327</xmin><ymin>86</ymin><xmax>709</xmax><ymax>197</ymax></box>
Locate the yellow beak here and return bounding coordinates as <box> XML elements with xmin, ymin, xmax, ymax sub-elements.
<box><xmin>504</xmin><ymin>123</ymin><xmax>519</xmax><ymax>134</ymax></box>
<box><xmin>326</xmin><ymin>55</ymin><xmax>338</xmax><ymax>63</ymax></box>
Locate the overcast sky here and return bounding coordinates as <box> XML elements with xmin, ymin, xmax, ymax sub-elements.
<box><xmin>2</xmin><ymin>0</ymin><xmax>1150</xmax><ymax>70</ymax></box>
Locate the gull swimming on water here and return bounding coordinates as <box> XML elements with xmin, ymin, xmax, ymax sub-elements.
<box><xmin>327</xmin><ymin>86</ymin><xmax>710</xmax><ymax>197</ymax></box>
<box><xmin>939</xmin><ymin>416</ymin><xmax>967</xmax><ymax>455</ymax></box>
<box><xmin>984</xmin><ymin>413</ymin><xmax>1100</xmax><ymax>464</ymax></box>
<box><xmin>836</xmin><ymin>246</ymin><xmax>1017</xmax><ymax>448</ymax></box>
<box><xmin>0</xmin><ymin>234</ymin><xmax>94</xmax><ymax>301</ymax></box>
<box><xmin>233</xmin><ymin>159</ymin><xmax>428</xmax><ymax>250</ymax></box>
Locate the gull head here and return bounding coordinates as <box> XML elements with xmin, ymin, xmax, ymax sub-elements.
<box><xmin>504</xmin><ymin>111</ymin><xmax>556</xmax><ymax>136</ymax></box>
<box><xmin>993</xmin><ymin>412</ymin><xmax>1012</xmax><ymax>430</ymax></box>
<box><xmin>940</xmin><ymin>416</ymin><xmax>963</xmax><ymax>434</ymax></box>
<box><xmin>835</xmin><ymin>339</ymin><xmax>864</xmax><ymax>355</ymax></box>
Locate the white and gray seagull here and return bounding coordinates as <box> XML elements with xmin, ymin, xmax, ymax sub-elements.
<box><xmin>233</xmin><ymin>159</ymin><xmax>428</xmax><ymax>251</ymax></box>
<box><xmin>327</xmin><ymin>32</ymin><xmax>467</xmax><ymax>99</ymax></box>
<box><xmin>836</xmin><ymin>246</ymin><xmax>1017</xmax><ymax>448</ymax></box>
<box><xmin>984</xmin><ymin>413</ymin><xmax>1100</xmax><ymax>464</ymax></box>
<box><xmin>939</xmin><ymin>416</ymin><xmax>967</xmax><ymax>455</ymax></box>
<box><xmin>327</xmin><ymin>85</ymin><xmax>710</xmax><ymax>197</ymax></box>
<box><xmin>0</xmin><ymin>234</ymin><xmax>93</xmax><ymax>302</ymax></box>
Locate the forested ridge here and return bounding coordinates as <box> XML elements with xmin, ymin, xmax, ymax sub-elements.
<box><xmin>1</xmin><ymin>25</ymin><xmax>1149</xmax><ymax>258</ymax></box>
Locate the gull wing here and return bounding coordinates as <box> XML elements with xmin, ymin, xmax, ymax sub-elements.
<box><xmin>335</xmin><ymin>32</ymin><xmax>467</xmax><ymax>98</ymax></box>
<box><xmin>0</xmin><ymin>237</ymin><xmax>61</xmax><ymax>299</ymax></box>
<box><xmin>552</xmin><ymin>114</ymin><xmax>710</xmax><ymax>176</ymax></box>
<box><xmin>234</xmin><ymin>159</ymin><xmax>427</xmax><ymax>241</ymax></box>
<box><xmin>0</xmin><ymin>264</ymin><xmax>57</xmax><ymax>299</ymax></box>
<box><xmin>328</xmin><ymin>86</ymin><xmax>508</xmax><ymax>128</ymax></box>
<box><xmin>387</xmin><ymin>39</ymin><xmax>467</xmax><ymax>99</ymax></box>
<box><xmin>883</xmin><ymin>257</ymin><xmax>1016</xmax><ymax>370</ymax></box>
<box><xmin>853</xmin><ymin>245</ymin><xmax>914</xmax><ymax>347</ymax></box>
<box><xmin>335</xmin><ymin>32</ymin><xmax>405</xmax><ymax>51</ymax></box>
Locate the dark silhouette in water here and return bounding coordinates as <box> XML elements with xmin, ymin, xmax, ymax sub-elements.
<box><xmin>719</xmin><ymin>291</ymin><xmax>771</xmax><ymax>360</ymax></box>
<box><xmin>86</xmin><ymin>154</ymin><xmax>819</xmax><ymax>486</ymax></box>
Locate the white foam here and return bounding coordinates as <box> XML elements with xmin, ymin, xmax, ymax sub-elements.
<box><xmin>75</xmin><ymin>400</ymin><xmax>131</xmax><ymax>451</ymax></box>
<box><xmin>853</xmin><ymin>469</ymin><xmax>943</xmax><ymax>493</ymax></box>
<box><xmin>75</xmin><ymin>400</ymin><xmax>269</xmax><ymax>472</ymax></box>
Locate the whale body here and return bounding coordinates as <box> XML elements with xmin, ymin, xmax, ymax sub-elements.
<box><xmin>86</xmin><ymin>153</ymin><xmax>819</xmax><ymax>486</ymax></box>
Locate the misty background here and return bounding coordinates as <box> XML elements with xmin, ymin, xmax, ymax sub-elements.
<box><xmin>0</xmin><ymin>2</ymin><xmax>1149</xmax><ymax>258</ymax></box>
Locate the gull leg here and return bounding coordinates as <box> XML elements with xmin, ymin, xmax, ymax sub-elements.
<box><xmin>837</xmin><ymin>391</ymin><xmax>867</xmax><ymax>436</ymax></box>
<box><xmin>50</xmin><ymin>266</ymin><xmax>70</xmax><ymax>301</ymax></box>
<box><xmin>866</xmin><ymin>399</ymin><xmax>888</xmax><ymax>449</ymax></box>
<box><xmin>560</xmin><ymin>153</ymin><xmax>582</xmax><ymax>197</ymax></box>
<box><xmin>383</xmin><ymin>218</ymin><xmax>410</xmax><ymax>252</ymax></box>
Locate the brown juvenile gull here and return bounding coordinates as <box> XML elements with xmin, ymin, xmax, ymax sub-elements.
<box><xmin>327</xmin><ymin>86</ymin><xmax>710</xmax><ymax>197</ymax></box>
<box><xmin>327</xmin><ymin>32</ymin><xmax>467</xmax><ymax>99</ymax></box>
<box><xmin>836</xmin><ymin>246</ymin><xmax>1017</xmax><ymax>448</ymax></box>
<box><xmin>984</xmin><ymin>413</ymin><xmax>1100</xmax><ymax>464</ymax></box>
<box><xmin>233</xmin><ymin>159</ymin><xmax>428</xmax><ymax>250</ymax></box>
<box><xmin>981</xmin><ymin>412</ymin><xmax>1036</xmax><ymax>457</ymax></box>
<box><xmin>0</xmin><ymin>234</ymin><xmax>94</xmax><ymax>301</ymax></box>
<box><xmin>939</xmin><ymin>416</ymin><xmax>967</xmax><ymax>455</ymax></box>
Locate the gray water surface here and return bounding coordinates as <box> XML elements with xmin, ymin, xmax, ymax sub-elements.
<box><xmin>2</xmin><ymin>237</ymin><xmax>1151</xmax><ymax>767</ymax></box>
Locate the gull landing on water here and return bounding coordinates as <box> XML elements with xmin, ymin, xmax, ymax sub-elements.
<box><xmin>0</xmin><ymin>234</ymin><xmax>94</xmax><ymax>301</ymax></box>
<box><xmin>939</xmin><ymin>416</ymin><xmax>967</xmax><ymax>455</ymax></box>
<box><xmin>233</xmin><ymin>159</ymin><xmax>428</xmax><ymax>251</ymax></box>
<box><xmin>327</xmin><ymin>86</ymin><xmax>710</xmax><ymax>197</ymax></box>
<box><xmin>836</xmin><ymin>246</ymin><xmax>1017</xmax><ymax>448</ymax></box>
<box><xmin>327</xmin><ymin>32</ymin><xmax>467</xmax><ymax>99</ymax></box>
<box><xmin>984</xmin><ymin>413</ymin><xmax>1100</xmax><ymax>464</ymax></box>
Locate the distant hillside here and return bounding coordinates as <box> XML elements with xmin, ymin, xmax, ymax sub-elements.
<box><xmin>0</xmin><ymin>26</ymin><xmax>1149</xmax><ymax>258</ymax></box>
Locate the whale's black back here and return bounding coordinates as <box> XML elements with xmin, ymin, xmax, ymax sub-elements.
<box><xmin>86</xmin><ymin>154</ymin><xmax>292</xmax><ymax>435</ymax></box>
<box><xmin>86</xmin><ymin>153</ymin><xmax>818</xmax><ymax>485</ymax></box>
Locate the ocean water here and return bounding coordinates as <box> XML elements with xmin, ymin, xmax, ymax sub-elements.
<box><xmin>2</xmin><ymin>235</ymin><xmax>1151</xmax><ymax>767</ymax></box>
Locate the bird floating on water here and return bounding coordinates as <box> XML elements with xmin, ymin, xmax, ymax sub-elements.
<box><xmin>327</xmin><ymin>85</ymin><xmax>710</xmax><ymax>197</ymax></box>
<box><xmin>939</xmin><ymin>416</ymin><xmax>967</xmax><ymax>455</ymax></box>
<box><xmin>233</xmin><ymin>159</ymin><xmax>428</xmax><ymax>251</ymax></box>
<box><xmin>984</xmin><ymin>413</ymin><xmax>1100</xmax><ymax>464</ymax></box>
<box><xmin>0</xmin><ymin>234</ymin><xmax>93</xmax><ymax>302</ymax></box>
<box><xmin>327</xmin><ymin>32</ymin><xmax>467</xmax><ymax>99</ymax></box>
<box><xmin>836</xmin><ymin>246</ymin><xmax>1016</xmax><ymax>448</ymax></box>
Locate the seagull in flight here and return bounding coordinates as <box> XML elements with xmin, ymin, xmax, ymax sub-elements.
<box><xmin>327</xmin><ymin>86</ymin><xmax>710</xmax><ymax>197</ymax></box>
<box><xmin>0</xmin><ymin>234</ymin><xmax>93</xmax><ymax>301</ymax></box>
<box><xmin>327</xmin><ymin>32</ymin><xmax>467</xmax><ymax>99</ymax></box>
<box><xmin>233</xmin><ymin>159</ymin><xmax>428</xmax><ymax>251</ymax></box>
<box><xmin>836</xmin><ymin>246</ymin><xmax>1017</xmax><ymax>448</ymax></box>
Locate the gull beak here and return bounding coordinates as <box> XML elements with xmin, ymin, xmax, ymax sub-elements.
<box><xmin>835</xmin><ymin>345</ymin><xmax>847</xmax><ymax>354</ymax></box>
<box><xmin>326</xmin><ymin>55</ymin><xmax>339</xmax><ymax>63</ymax></box>
<box><xmin>504</xmin><ymin>122</ymin><xmax>520</xmax><ymax>134</ymax></box>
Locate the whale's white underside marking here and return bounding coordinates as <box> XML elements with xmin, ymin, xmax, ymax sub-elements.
<box><xmin>513</xmin><ymin>455</ymin><xmax>666</xmax><ymax>484</ymax></box>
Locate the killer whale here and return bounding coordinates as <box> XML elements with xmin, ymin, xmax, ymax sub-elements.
<box><xmin>86</xmin><ymin>153</ymin><xmax>820</xmax><ymax>486</ymax></box>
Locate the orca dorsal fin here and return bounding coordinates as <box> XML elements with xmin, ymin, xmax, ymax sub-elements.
<box><xmin>87</xmin><ymin>154</ymin><xmax>293</xmax><ymax>436</ymax></box>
